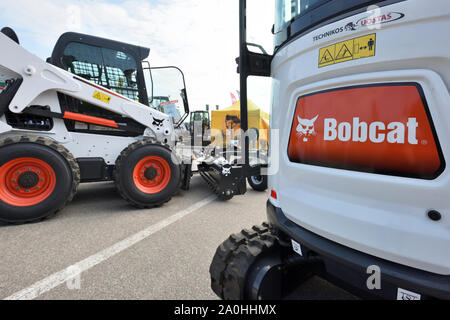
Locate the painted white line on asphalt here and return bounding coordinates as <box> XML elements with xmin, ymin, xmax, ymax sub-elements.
<box><xmin>4</xmin><ymin>194</ymin><xmax>217</xmax><ymax>300</ymax></box>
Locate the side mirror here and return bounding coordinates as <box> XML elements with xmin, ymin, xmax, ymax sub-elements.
<box><xmin>180</xmin><ymin>88</ymin><xmax>189</xmax><ymax>114</ymax></box>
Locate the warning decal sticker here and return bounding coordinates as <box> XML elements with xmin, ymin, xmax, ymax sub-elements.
<box><xmin>93</xmin><ymin>91</ymin><xmax>112</xmax><ymax>104</ymax></box>
<box><xmin>319</xmin><ymin>34</ymin><xmax>376</xmax><ymax>68</ymax></box>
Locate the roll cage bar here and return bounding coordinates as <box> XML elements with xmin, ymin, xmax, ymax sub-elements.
<box><xmin>238</xmin><ymin>0</ymin><xmax>272</xmax><ymax>174</ymax></box>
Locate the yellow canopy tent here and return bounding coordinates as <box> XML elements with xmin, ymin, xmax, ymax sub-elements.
<box><xmin>211</xmin><ymin>99</ymin><xmax>269</xmax><ymax>149</ymax></box>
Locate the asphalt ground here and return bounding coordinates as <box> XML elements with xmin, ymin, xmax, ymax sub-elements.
<box><xmin>0</xmin><ymin>175</ymin><xmax>355</xmax><ymax>300</ymax></box>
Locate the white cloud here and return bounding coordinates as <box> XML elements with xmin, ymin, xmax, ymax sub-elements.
<box><xmin>0</xmin><ymin>0</ymin><xmax>273</xmax><ymax>112</ymax></box>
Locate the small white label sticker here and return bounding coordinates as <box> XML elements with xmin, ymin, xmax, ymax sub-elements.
<box><xmin>397</xmin><ymin>288</ymin><xmax>421</xmax><ymax>300</ymax></box>
<box><xmin>291</xmin><ymin>240</ymin><xmax>303</xmax><ymax>256</ymax></box>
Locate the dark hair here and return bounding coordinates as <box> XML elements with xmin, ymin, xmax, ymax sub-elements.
<box><xmin>226</xmin><ymin>115</ymin><xmax>241</xmax><ymax>123</ymax></box>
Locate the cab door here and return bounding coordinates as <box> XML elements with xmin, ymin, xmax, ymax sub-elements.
<box><xmin>143</xmin><ymin>66</ymin><xmax>190</xmax><ymax>127</ymax></box>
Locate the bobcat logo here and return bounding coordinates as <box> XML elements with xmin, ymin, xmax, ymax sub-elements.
<box><xmin>345</xmin><ymin>22</ymin><xmax>357</xmax><ymax>31</ymax></box>
<box><xmin>297</xmin><ymin>115</ymin><xmax>318</xmax><ymax>142</ymax></box>
<box><xmin>222</xmin><ymin>165</ymin><xmax>232</xmax><ymax>177</ymax></box>
<box><xmin>152</xmin><ymin>117</ymin><xmax>164</xmax><ymax>127</ymax></box>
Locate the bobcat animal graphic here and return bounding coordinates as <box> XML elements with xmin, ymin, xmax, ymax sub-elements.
<box><xmin>222</xmin><ymin>166</ymin><xmax>232</xmax><ymax>177</ymax></box>
<box><xmin>152</xmin><ymin>117</ymin><xmax>164</xmax><ymax>127</ymax></box>
<box><xmin>297</xmin><ymin>115</ymin><xmax>318</xmax><ymax>142</ymax></box>
<box><xmin>345</xmin><ymin>22</ymin><xmax>357</xmax><ymax>31</ymax></box>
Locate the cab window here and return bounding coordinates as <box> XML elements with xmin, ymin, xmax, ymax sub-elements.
<box><xmin>61</xmin><ymin>42</ymin><xmax>139</xmax><ymax>101</ymax></box>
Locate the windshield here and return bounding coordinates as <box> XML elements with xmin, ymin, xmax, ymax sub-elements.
<box><xmin>145</xmin><ymin>66</ymin><xmax>188</xmax><ymax>126</ymax></box>
<box><xmin>275</xmin><ymin>0</ymin><xmax>328</xmax><ymax>33</ymax></box>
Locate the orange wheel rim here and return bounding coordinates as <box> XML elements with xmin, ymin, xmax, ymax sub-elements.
<box><xmin>0</xmin><ymin>157</ymin><xmax>56</xmax><ymax>207</ymax></box>
<box><xmin>133</xmin><ymin>156</ymin><xmax>171</xmax><ymax>194</ymax></box>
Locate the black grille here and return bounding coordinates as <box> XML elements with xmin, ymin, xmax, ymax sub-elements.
<box><xmin>5</xmin><ymin>111</ymin><xmax>53</xmax><ymax>131</ymax></box>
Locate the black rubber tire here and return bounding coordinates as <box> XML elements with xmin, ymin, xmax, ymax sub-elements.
<box><xmin>210</xmin><ymin>223</ymin><xmax>279</xmax><ymax>300</ymax></box>
<box><xmin>247</xmin><ymin>175</ymin><xmax>268</xmax><ymax>192</ymax></box>
<box><xmin>114</xmin><ymin>139</ymin><xmax>181</xmax><ymax>208</ymax></box>
<box><xmin>180</xmin><ymin>164</ymin><xmax>192</xmax><ymax>191</ymax></box>
<box><xmin>0</xmin><ymin>136</ymin><xmax>80</xmax><ymax>224</ymax></box>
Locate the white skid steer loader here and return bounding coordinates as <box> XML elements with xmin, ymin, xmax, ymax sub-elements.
<box><xmin>0</xmin><ymin>28</ymin><xmax>199</xmax><ymax>224</ymax></box>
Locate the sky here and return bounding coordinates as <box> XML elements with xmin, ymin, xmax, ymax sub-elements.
<box><xmin>0</xmin><ymin>0</ymin><xmax>274</xmax><ymax>112</ymax></box>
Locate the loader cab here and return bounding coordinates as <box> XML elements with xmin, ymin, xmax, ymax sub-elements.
<box><xmin>190</xmin><ymin>110</ymin><xmax>211</xmax><ymax>146</ymax></box>
<box><xmin>51</xmin><ymin>32</ymin><xmax>150</xmax><ymax>105</ymax></box>
<box><xmin>190</xmin><ymin>110</ymin><xmax>210</xmax><ymax>133</ymax></box>
<box><xmin>49</xmin><ymin>32</ymin><xmax>189</xmax><ymax>134</ymax></box>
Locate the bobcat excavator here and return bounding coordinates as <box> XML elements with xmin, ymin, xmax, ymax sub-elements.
<box><xmin>210</xmin><ymin>0</ymin><xmax>450</xmax><ymax>300</ymax></box>
<box><xmin>0</xmin><ymin>28</ymin><xmax>251</xmax><ymax>224</ymax></box>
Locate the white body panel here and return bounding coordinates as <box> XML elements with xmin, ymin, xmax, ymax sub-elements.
<box><xmin>269</xmin><ymin>0</ymin><xmax>450</xmax><ymax>275</ymax></box>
